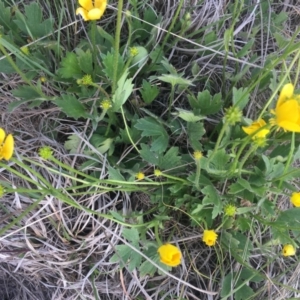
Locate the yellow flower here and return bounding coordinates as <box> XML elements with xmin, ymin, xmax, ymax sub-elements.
<box><xmin>78</xmin><ymin>74</ymin><xmax>93</xmax><ymax>86</ymax></box>
<box><xmin>20</xmin><ymin>46</ymin><xmax>30</xmax><ymax>55</ymax></box>
<box><xmin>100</xmin><ymin>99</ymin><xmax>112</xmax><ymax>110</ymax></box>
<box><xmin>282</xmin><ymin>244</ymin><xmax>296</xmax><ymax>256</ymax></box>
<box><xmin>0</xmin><ymin>128</ymin><xmax>14</xmax><ymax>160</ymax></box>
<box><xmin>202</xmin><ymin>229</ymin><xmax>218</xmax><ymax>246</ymax></box>
<box><xmin>135</xmin><ymin>172</ymin><xmax>145</xmax><ymax>181</ymax></box>
<box><xmin>242</xmin><ymin>119</ymin><xmax>270</xmax><ymax>139</ymax></box>
<box><xmin>39</xmin><ymin>146</ymin><xmax>53</xmax><ymax>160</ymax></box>
<box><xmin>224</xmin><ymin>204</ymin><xmax>236</xmax><ymax>217</ymax></box>
<box><xmin>271</xmin><ymin>83</ymin><xmax>300</xmax><ymax>132</ymax></box>
<box><xmin>0</xmin><ymin>185</ymin><xmax>5</xmax><ymax>197</ymax></box>
<box><xmin>224</xmin><ymin>106</ymin><xmax>242</xmax><ymax>125</ymax></box>
<box><xmin>290</xmin><ymin>192</ymin><xmax>300</xmax><ymax>207</ymax></box>
<box><xmin>154</xmin><ymin>169</ymin><xmax>162</xmax><ymax>177</ymax></box>
<box><xmin>157</xmin><ymin>244</ymin><xmax>182</xmax><ymax>267</ymax></box>
<box><xmin>129</xmin><ymin>47</ymin><xmax>139</xmax><ymax>57</ymax></box>
<box><xmin>193</xmin><ymin>150</ymin><xmax>203</xmax><ymax>160</ymax></box>
<box><xmin>76</xmin><ymin>0</ymin><xmax>107</xmax><ymax>21</ymax></box>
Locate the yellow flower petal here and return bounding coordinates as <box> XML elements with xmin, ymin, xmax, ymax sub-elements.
<box><xmin>242</xmin><ymin>119</ymin><xmax>269</xmax><ymax>139</ymax></box>
<box><xmin>291</xmin><ymin>192</ymin><xmax>300</xmax><ymax>207</ymax></box>
<box><xmin>277</xmin><ymin>121</ymin><xmax>300</xmax><ymax>132</ymax></box>
<box><xmin>76</xmin><ymin>7</ymin><xmax>90</xmax><ymax>21</ymax></box>
<box><xmin>87</xmin><ymin>8</ymin><xmax>104</xmax><ymax>20</ymax></box>
<box><xmin>158</xmin><ymin>244</ymin><xmax>182</xmax><ymax>267</ymax></box>
<box><xmin>282</xmin><ymin>244</ymin><xmax>296</xmax><ymax>256</ymax></box>
<box><xmin>276</xmin><ymin>100</ymin><xmax>299</xmax><ymax>124</ymax></box>
<box><xmin>94</xmin><ymin>0</ymin><xmax>107</xmax><ymax>11</ymax></box>
<box><xmin>78</xmin><ymin>0</ymin><xmax>94</xmax><ymax>11</ymax></box>
<box><xmin>277</xmin><ymin>83</ymin><xmax>294</xmax><ymax>109</ymax></box>
<box><xmin>0</xmin><ymin>128</ymin><xmax>5</xmax><ymax>144</ymax></box>
<box><xmin>202</xmin><ymin>229</ymin><xmax>218</xmax><ymax>246</ymax></box>
<box><xmin>2</xmin><ymin>134</ymin><xmax>14</xmax><ymax>160</ymax></box>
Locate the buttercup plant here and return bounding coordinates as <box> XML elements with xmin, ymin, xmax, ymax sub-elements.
<box><xmin>1</xmin><ymin>0</ymin><xmax>300</xmax><ymax>298</ymax></box>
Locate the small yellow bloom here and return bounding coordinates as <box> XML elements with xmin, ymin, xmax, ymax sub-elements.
<box><xmin>135</xmin><ymin>172</ymin><xmax>145</xmax><ymax>181</ymax></box>
<box><xmin>0</xmin><ymin>128</ymin><xmax>14</xmax><ymax>160</ymax></box>
<box><xmin>40</xmin><ymin>76</ymin><xmax>47</xmax><ymax>83</ymax></box>
<box><xmin>39</xmin><ymin>146</ymin><xmax>53</xmax><ymax>160</ymax></box>
<box><xmin>20</xmin><ymin>46</ymin><xmax>30</xmax><ymax>55</ymax></box>
<box><xmin>224</xmin><ymin>204</ymin><xmax>236</xmax><ymax>217</ymax></box>
<box><xmin>78</xmin><ymin>74</ymin><xmax>93</xmax><ymax>86</ymax></box>
<box><xmin>158</xmin><ymin>244</ymin><xmax>182</xmax><ymax>267</ymax></box>
<box><xmin>202</xmin><ymin>229</ymin><xmax>218</xmax><ymax>246</ymax></box>
<box><xmin>242</xmin><ymin>119</ymin><xmax>269</xmax><ymax>139</ymax></box>
<box><xmin>0</xmin><ymin>185</ymin><xmax>5</xmax><ymax>197</ymax></box>
<box><xmin>224</xmin><ymin>106</ymin><xmax>242</xmax><ymax>125</ymax></box>
<box><xmin>129</xmin><ymin>47</ymin><xmax>139</xmax><ymax>57</ymax></box>
<box><xmin>282</xmin><ymin>244</ymin><xmax>296</xmax><ymax>256</ymax></box>
<box><xmin>76</xmin><ymin>0</ymin><xmax>107</xmax><ymax>21</ymax></box>
<box><xmin>193</xmin><ymin>150</ymin><xmax>203</xmax><ymax>160</ymax></box>
<box><xmin>100</xmin><ymin>99</ymin><xmax>112</xmax><ymax>110</ymax></box>
<box><xmin>290</xmin><ymin>192</ymin><xmax>300</xmax><ymax>207</ymax></box>
<box><xmin>154</xmin><ymin>169</ymin><xmax>162</xmax><ymax>177</ymax></box>
<box><xmin>271</xmin><ymin>83</ymin><xmax>300</xmax><ymax>132</ymax></box>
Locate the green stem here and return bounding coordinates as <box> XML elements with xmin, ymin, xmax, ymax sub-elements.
<box><xmin>207</xmin><ymin>121</ymin><xmax>228</xmax><ymax>163</ymax></box>
<box><xmin>258</xmin><ymin>49</ymin><xmax>300</xmax><ymax>118</ymax></box>
<box><xmin>151</xmin><ymin>0</ymin><xmax>184</xmax><ymax>66</ymax></box>
<box><xmin>238</xmin><ymin>145</ymin><xmax>257</xmax><ymax>174</ymax></box>
<box><xmin>168</xmin><ymin>84</ymin><xmax>175</xmax><ymax>120</ymax></box>
<box><xmin>160</xmin><ymin>172</ymin><xmax>189</xmax><ymax>184</ymax></box>
<box><xmin>194</xmin><ymin>159</ymin><xmax>201</xmax><ymax>190</ymax></box>
<box><xmin>154</xmin><ymin>221</ymin><xmax>162</xmax><ymax>246</ymax></box>
<box><xmin>112</xmin><ymin>0</ymin><xmax>124</xmax><ymax>93</ymax></box>
<box><xmin>91</xmin><ymin>20</ymin><xmax>97</xmax><ymax>78</ymax></box>
<box><xmin>0</xmin><ymin>160</ymin><xmax>44</xmax><ymax>190</ymax></box>
<box><xmin>279</xmin><ymin>132</ymin><xmax>295</xmax><ymax>191</ymax></box>
<box><xmin>0</xmin><ymin>193</ymin><xmax>45</xmax><ymax>236</ymax></box>
<box><xmin>120</xmin><ymin>106</ymin><xmax>140</xmax><ymax>153</ymax></box>
<box><xmin>0</xmin><ymin>41</ymin><xmax>45</xmax><ymax>98</ymax></box>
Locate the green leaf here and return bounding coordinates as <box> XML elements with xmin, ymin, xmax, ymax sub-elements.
<box><xmin>139</xmin><ymin>259</ymin><xmax>157</xmax><ymax>277</ymax></box>
<box><xmin>108</xmin><ymin>166</ymin><xmax>125</xmax><ymax>181</ymax></box>
<box><xmin>232</xmin><ymin>87</ymin><xmax>249</xmax><ymax>110</ymax></box>
<box><xmin>188</xmin><ymin>91</ymin><xmax>222</xmax><ymax>115</ymax></box>
<box><xmin>187</xmin><ymin>122</ymin><xmax>205</xmax><ymax>150</ymax></box>
<box><xmin>157</xmin><ymin>74</ymin><xmax>194</xmax><ymax>87</ymax></box>
<box><xmin>14</xmin><ymin>3</ymin><xmax>54</xmax><ymax>38</ymax></box>
<box><xmin>55</xmin><ymin>95</ymin><xmax>88</xmax><ymax>119</ymax></box>
<box><xmin>158</xmin><ymin>147</ymin><xmax>181</xmax><ymax>170</ymax></box>
<box><xmin>112</xmin><ymin>69</ymin><xmax>133</xmax><ymax>112</ymax></box>
<box><xmin>201</xmin><ymin>186</ymin><xmax>222</xmax><ymax>218</ymax></box>
<box><xmin>101</xmin><ymin>50</ymin><xmax>125</xmax><ymax>82</ymax></box>
<box><xmin>96</xmin><ymin>138</ymin><xmax>114</xmax><ymax>154</ymax></box>
<box><xmin>76</xmin><ymin>49</ymin><xmax>93</xmax><ymax>75</ymax></box>
<box><xmin>173</xmin><ymin>108</ymin><xmax>205</xmax><ymax>122</ymax></box>
<box><xmin>64</xmin><ymin>134</ymin><xmax>81</xmax><ymax>154</ymax></box>
<box><xmin>236</xmin><ymin>39</ymin><xmax>255</xmax><ymax>58</ymax></box>
<box><xmin>139</xmin><ymin>144</ymin><xmax>159</xmax><ymax>165</ymax></box>
<box><xmin>122</xmin><ymin>228</ymin><xmax>139</xmax><ymax>244</ymax></box>
<box><xmin>135</xmin><ymin>117</ymin><xmax>169</xmax><ymax>153</ymax></box>
<box><xmin>131</xmin><ymin>46</ymin><xmax>148</xmax><ymax>67</ymax></box>
<box><xmin>110</xmin><ymin>210</ymin><xmax>125</xmax><ymax>222</ymax></box>
<box><xmin>205</xmin><ymin>149</ymin><xmax>231</xmax><ymax>175</ymax></box>
<box><xmin>97</xmin><ymin>26</ymin><xmax>114</xmax><ymax>46</ymax></box>
<box><xmin>58</xmin><ymin>52</ymin><xmax>82</xmax><ymax>79</ymax></box>
<box><xmin>140</xmin><ymin>80</ymin><xmax>159</xmax><ymax>104</ymax></box>
<box><xmin>0</xmin><ymin>56</ymin><xmax>16</xmax><ymax>74</ymax></box>
<box><xmin>0</xmin><ymin>2</ymin><xmax>18</xmax><ymax>32</ymax></box>
<box><xmin>110</xmin><ymin>243</ymin><xmax>142</xmax><ymax>271</ymax></box>
<box><xmin>12</xmin><ymin>85</ymin><xmax>41</xmax><ymax>100</ymax></box>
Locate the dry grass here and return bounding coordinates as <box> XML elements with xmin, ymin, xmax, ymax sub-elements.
<box><xmin>1</xmin><ymin>0</ymin><xmax>300</xmax><ymax>299</ymax></box>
